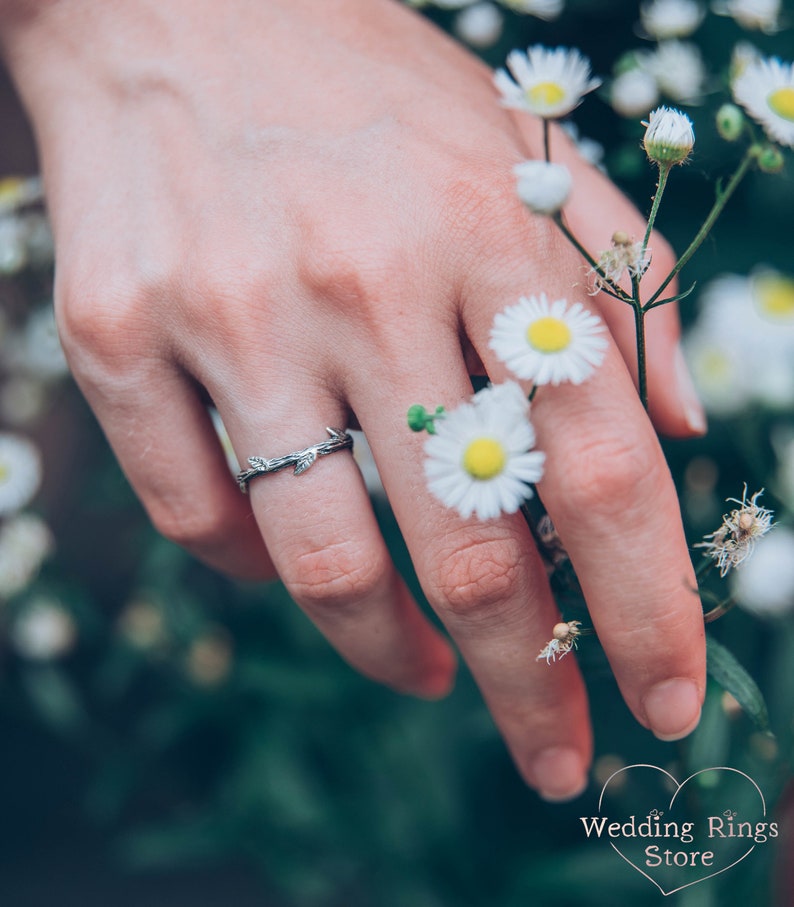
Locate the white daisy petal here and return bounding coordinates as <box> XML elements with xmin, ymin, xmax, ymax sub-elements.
<box><xmin>489</xmin><ymin>293</ymin><xmax>608</xmax><ymax>386</ymax></box>
<box><xmin>733</xmin><ymin>55</ymin><xmax>794</xmax><ymax>148</ymax></box>
<box><xmin>494</xmin><ymin>45</ymin><xmax>601</xmax><ymax>119</ymax></box>
<box><xmin>0</xmin><ymin>432</ymin><xmax>43</xmax><ymax>516</ymax></box>
<box><xmin>423</xmin><ymin>382</ymin><xmax>544</xmax><ymax>521</ymax></box>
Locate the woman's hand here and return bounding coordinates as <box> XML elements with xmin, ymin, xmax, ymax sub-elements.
<box><xmin>1</xmin><ymin>0</ymin><xmax>707</xmax><ymax>800</ymax></box>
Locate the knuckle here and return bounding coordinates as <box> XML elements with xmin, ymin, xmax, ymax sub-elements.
<box><xmin>559</xmin><ymin>431</ymin><xmax>663</xmax><ymax>516</ymax></box>
<box><xmin>284</xmin><ymin>539</ymin><xmax>388</xmax><ymax>611</ymax></box>
<box><xmin>149</xmin><ymin>498</ymin><xmax>237</xmax><ymax>553</ymax></box>
<box><xmin>426</xmin><ymin>533</ymin><xmax>525</xmax><ymax>620</ymax></box>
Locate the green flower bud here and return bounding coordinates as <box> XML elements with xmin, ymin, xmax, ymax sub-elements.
<box><xmin>407</xmin><ymin>404</ymin><xmax>445</xmax><ymax>434</ymax></box>
<box><xmin>757</xmin><ymin>145</ymin><xmax>785</xmax><ymax>174</ymax></box>
<box><xmin>716</xmin><ymin>103</ymin><xmax>744</xmax><ymax>142</ymax></box>
<box><xmin>643</xmin><ymin>106</ymin><xmax>695</xmax><ymax>166</ymax></box>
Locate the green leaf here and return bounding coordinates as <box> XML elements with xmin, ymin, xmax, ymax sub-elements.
<box><xmin>706</xmin><ymin>634</ymin><xmax>771</xmax><ymax>733</ymax></box>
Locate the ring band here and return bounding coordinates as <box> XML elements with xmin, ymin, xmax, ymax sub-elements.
<box><xmin>236</xmin><ymin>427</ymin><xmax>354</xmax><ymax>493</ymax></box>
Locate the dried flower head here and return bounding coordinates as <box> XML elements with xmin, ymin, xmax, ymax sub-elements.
<box><xmin>590</xmin><ymin>231</ymin><xmax>652</xmax><ymax>293</ymax></box>
<box><xmin>536</xmin><ymin>620</ymin><xmax>582</xmax><ymax>663</ymax></box>
<box><xmin>696</xmin><ymin>486</ymin><xmax>775</xmax><ymax>576</ymax></box>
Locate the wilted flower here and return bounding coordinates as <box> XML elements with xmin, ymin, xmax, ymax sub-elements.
<box><xmin>0</xmin><ymin>432</ymin><xmax>43</xmax><ymax>516</ymax></box>
<box><xmin>423</xmin><ymin>382</ymin><xmax>545</xmax><ymax>521</ymax></box>
<box><xmin>494</xmin><ymin>45</ymin><xmax>601</xmax><ymax>118</ymax></box>
<box><xmin>639</xmin><ymin>0</ymin><xmax>705</xmax><ymax>39</ymax></box>
<box><xmin>732</xmin><ymin>55</ymin><xmax>794</xmax><ymax>148</ymax></box>
<box><xmin>643</xmin><ymin>106</ymin><xmax>695</xmax><ymax>165</ymax></box>
<box><xmin>490</xmin><ymin>294</ymin><xmax>607</xmax><ymax>386</ymax></box>
<box><xmin>713</xmin><ymin>0</ymin><xmax>781</xmax><ymax>34</ymax></box>
<box><xmin>536</xmin><ymin>620</ymin><xmax>582</xmax><ymax>663</ymax></box>
<box><xmin>591</xmin><ymin>231</ymin><xmax>651</xmax><ymax>292</ymax></box>
<box><xmin>514</xmin><ymin>160</ymin><xmax>572</xmax><ymax>215</ymax></box>
<box><xmin>696</xmin><ymin>487</ymin><xmax>774</xmax><ymax>576</ymax></box>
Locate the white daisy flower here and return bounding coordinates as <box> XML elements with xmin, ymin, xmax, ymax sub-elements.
<box><xmin>643</xmin><ymin>106</ymin><xmax>695</xmax><ymax>165</ymax></box>
<box><xmin>0</xmin><ymin>512</ymin><xmax>54</xmax><ymax>599</ymax></box>
<box><xmin>611</xmin><ymin>67</ymin><xmax>660</xmax><ymax>118</ymax></box>
<box><xmin>645</xmin><ymin>40</ymin><xmax>707</xmax><ymax>103</ymax></box>
<box><xmin>494</xmin><ymin>46</ymin><xmax>601</xmax><ymax>119</ymax></box>
<box><xmin>454</xmin><ymin>2</ymin><xmax>504</xmax><ymax>48</ymax></box>
<box><xmin>733</xmin><ymin>55</ymin><xmax>794</xmax><ymax>148</ymax></box>
<box><xmin>730</xmin><ymin>526</ymin><xmax>794</xmax><ymax>617</ymax></box>
<box><xmin>499</xmin><ymin>0</ymin><xmax>564</xmax><ymax>19</ymax></box>
<box><xmin>713</xmin><ymin>0</ymin><xmax>781</xmax><ymax>33</ymax></box>
<box><xmin>514</xmin><ymin>160</ymin><xmax>572</xmax><ymax>215</ymax></box>
<box><xmin>423</xmin><ymin>382</ymin><xmax>545</xmax><ymax>521</ymax></box>
<box><xmin>0</xmin><ymin>175</ymin><xmax>44</xmax><ymax>215</ymax></box>
<box><xmin>3</xmin><ymin>304</ymin><xmax>69</xmax><ymax>381</ymax></box>
<box><xmin>489</xmin><ymin>294</ymin><xmax>608</xmax><ymax>385</ymax></box>
<box><xmin>640</xmin><ymin>0</ymin><xmax>705</xmax><ymax>39</ymax></box>
<box><xmin>0</xmin><ymin>432</ymin><xmax>43</xmax><ymax>516</ymax></box>
<box><xmin>10</xmin><ymin>597</ymin><xmax>77</xmax><ymax>660</ymax></box>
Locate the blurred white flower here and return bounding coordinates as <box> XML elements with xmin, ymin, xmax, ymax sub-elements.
<box><xmin>454</xmin><ymin>2</ymin><xmax>504</xmax><ymax>47</ymax></box>
<box><xmin>645</xmin><ymin>40</ymin><xmax>707</xmax><ymax>103</ymax></box>
<box><xmin>684</xmin><ymin>271</ymin><xmax>794</xmax><ymax>415</ymax></box>
<box><xmin>0</xmin><ymin>176</ymin><xmax>44</xmax><ymax>215</ymax></box>
<box><xmin>561</xmin><ymin>122</ymin><xmax>605</xmax><ymax>169</ymax></box>
<box><xmin>499</xmin><ymin>0</ymin><xmax>564</xmax><ymax>18</ymax></box>
<box><xmin>611</xmin><ymin>67</ymin><xmax>660</xmax><ymax>117</ymax></box>
<box><xmin>429</xmin><ymin>0</ymin><xmax>478</xmax><ymax>8</ymax></box>
<box><xmin>4</xmin><ymin>304</ymin><xmax>69</xmax><ymax>381</ymax></box>
<box><xmin>20</xmin><ymin>211</ymin><xmax>54</xmax><ymax>267</ymax></box>
<box><xmin>0</xmin><ymin>377</ymin><xmax>48</xmax><ymax>427</ymax></box>
<box><xmin>490</xmin><ymin>293</ymin><xmax>607</xmax><ymax>385</ymax></box>
<box><xmin>0</xmin><ymin>216</ymin><xmax>27</xmax><ymax>275</ymax></box>
<box><xmin>0</xmin><ymin>513</ymin><xmax>54</xmax><ymax>599</ymax></box>
<box><xmin>116</xmin><ymin>599</ymin><xmax>169</xmax><ymax>651</ymax></box>
<box><xmin>187</xmin><ymin>629</ymin><xmax>234</xmax><ymax>686</ymax></box>
<box><xmin>350</xmin><ymin>429</ymin><xmax>386</xmax><ymax>499</ymax></box>
<box><xmin>640</xmin><ymin>0</ymin><xmax>705</xmax><ymax>39</ymax></box>
<box><xmin>713</xmin><ymin>0</ymin><xmax>781</xmax><ymax>33</ymax></box>
<box><xmin>514</xmin><ymin>160</ymin><xmax>572</xmax><ymax>215</ymax></box>
<box><xmin>10</xmin><ymin>598</ymin><xmax>77</xmax><ymax>660</ymax></box>
<box><xmin>0</xmin><ymin>432</ymin><xmax>42</xmax><ymax>516</ymax></box>
<box><xmin>494</xmin><ymin>45</ymin><xmax>601</xmax><ymax>118</ymax></box>
<box><xmin>731</xmin><ymin>526</ymin><xmax>794</xmax><ymax>616</ymax></box>
<box><xmin>209</xmin><ymin>407</ymin><xmax>240</xmax><ymax>473</ymax></box>
<box><xmin>733</xmin><ymin>55</ymin><xmax>794</xmax><ymax>148</ymax></box>
<box><xmin>423</xmin><ymin>382</ymin><xmax>544</xmax><ymax>521</ymax></box>
<box><xmin>643</xmin><ymin>106</ymin><xmax>695</xmax><ymax>164</ymax></box>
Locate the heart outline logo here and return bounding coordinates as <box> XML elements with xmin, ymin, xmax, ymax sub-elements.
<box><xmin>597</xmin><ymin>764</ymin><xmax>766</xmax><ymax>897</ymax></box>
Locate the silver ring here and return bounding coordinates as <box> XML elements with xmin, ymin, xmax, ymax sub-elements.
<box><xmin>236</xmin><ymin>427</ymin><xmax>354</xmax><ymax>493</ymax></box>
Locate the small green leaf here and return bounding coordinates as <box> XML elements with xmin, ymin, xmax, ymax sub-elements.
<box><xmin>706</xmin><ymin>634</ymin><xmax>771</xmax><ymax>733</ymax></box>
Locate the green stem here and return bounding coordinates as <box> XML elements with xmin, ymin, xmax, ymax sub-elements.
<box><xmin>633</xmin><ymin>296</ymin><xmax>648</xmax><ymax>410</ymax></box>
<box><xmin>528</xmin><ymin>385</ymin><xmax>539</xmax><ymax>403</ymax></box>
<box><xmin>543</xmin><ymin>119</ymin><xmax>551</xmax><ymax>162</ymax></box>
<box><xmin>642</xmin><ymin>162</ymin><xmax>671</xmax><ymax>258</ymax></box>
<box><xmin>646</xmin><ymin>148</ymin><xmax>756</xmax><ymax>309</ymax></box>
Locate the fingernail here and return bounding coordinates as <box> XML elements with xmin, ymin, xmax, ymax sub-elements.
<box><xmin>642</xmin><ymin>678</ymin><xmax>702</xmax><ymax>741</ymax></box>
<box><xmin>530</xmin><ymin>747</ymin><xmax>588</xmax><ymax>802</ymax></box>
<box><xmin>674</xmin><ymin>344</ymin><xmax>707</xmax><ymax>434</ymax></box>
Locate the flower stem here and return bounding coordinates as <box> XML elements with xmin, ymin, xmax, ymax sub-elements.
<box><xmin>553</xmin><ymin>215</ymin><xmax>633</xmax><ymax>304</ymax></box>
<box><xmin>646</xmin><ymin>148</ymin><xmax>756</xmax><ymax>309</ymax></box>
<box><xmin>631</xmin><ymin>275</ymin><xmax>648</xmax><ymax>410</ymax></box>
<box><xmin>543</xmin><ymin>119</ymin><xmax>551</xmax><ymax>163</ymax></box>
<box><xmin>642</xmin><ymin>162</ymin><xmax>670</xmax><ymax>259</ymax></box>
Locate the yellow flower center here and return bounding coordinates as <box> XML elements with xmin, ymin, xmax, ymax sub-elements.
<box><xmin>526</xmin><ymin>316</ymin><xmax>572</xmax><ymax>353</ymax></box>
<box><xmin>462</xmin><ymin>437</ymin><xmax>507</xmax><ymax>480</ymax></box>
<box><xmin>755</xmin><ymin>274</ymin><xmax>794</xmax><ymax>321</ymax></box>
<box><xmin>528</xmin><ymin>81</ymin><xmax>566</xmax><ymax>109</ymax></box>
<box><xmin>768</xmin><ymin>86</ymin><xmax>794</xmax><ymax>122</ymax></box>
<box><xmin>701</xmin><ymin>349</ymin><xmax>731</xmax><ymax>381</ymax></box>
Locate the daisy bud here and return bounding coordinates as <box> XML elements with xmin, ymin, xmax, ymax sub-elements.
<box><xmin>407</xmin><ymin>404</ymin><xmax>445</xmax><ymax>434</ymax></box>
<box><xmin>514</xmin><ymin>160</ymin><xmax>572</xmax><ymax>215</ymax></box>
<box><xmin>756</xmin><ymin>144</ymin><xmax>785</xmax><ymax>173</ymax></box>
<box><xmin>642</xmin><ymin>106</ymin><xmax>695</xmax><ymax>165</ymax></box>
<box><xmin>716</xmin><ymin>103</ymin><xmax>745</xmax><ymax>141</ymax></box>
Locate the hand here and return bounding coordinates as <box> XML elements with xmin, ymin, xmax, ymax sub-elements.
<box><xmin>1</xmin><ymin>0</ymin><xmax>707</xmax><ymax>800</ymax></box>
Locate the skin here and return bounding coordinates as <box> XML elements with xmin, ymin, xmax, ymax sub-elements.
<box><xmin>0</xmin><ymin>0</ymin><xmax>707</xmax><ymax>800</ymax></box>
